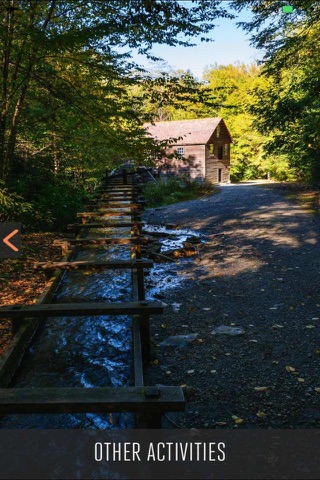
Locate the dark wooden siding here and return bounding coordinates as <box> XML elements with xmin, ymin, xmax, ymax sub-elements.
<box><xmin>205</xmin><ymin>121</ymin><xmax>231</xmax><ymax>183</ymax></box>
<box><xmin>159</xmin><ymin>144</ymin><xmax>205</xmax><ymax>182</ymax></box>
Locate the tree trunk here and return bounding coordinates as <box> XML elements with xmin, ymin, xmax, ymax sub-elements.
<box><xmin>0</xmin><ymin>116</ymin><xmax>8</xmax><ymax>181</ymax></box>
<box><xmin>4</xmin><ymin>86</ymin><xmax>28</xmax><ymax>180</ymax></box>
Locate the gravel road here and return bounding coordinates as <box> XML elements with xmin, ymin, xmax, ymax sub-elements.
<box><xmin>143</xmin><ymin>181</ymin><xmax>320</xmax><ymax>429</ymax></box>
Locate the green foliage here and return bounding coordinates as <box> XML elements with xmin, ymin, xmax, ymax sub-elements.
<box><xmin>202</xmin><ymin>63</ymin><xmax>297</xmax><ymax>181</ymax></box>
<box><xmin>137</xmin><ymin>68</ymin><xmax>221</xmax><ymax>122</ymax></box>
<box><xmin>0</xmin><ymin>0</ymin><xmax>233</xmax><ymax>181</ymax></box>
<box><xmin>142</xmin><ymin>61</ymin><xmax>297</xmax><ymax>183</ymax></box>
<box><xmin>143</xmin><ymin>177</ymin><xmax>215</xmax><ymax>207</ymax></box>
<box><xmin>0</xmin><ymin>177</ymin><xmax>87</xmax><ymax>232</ymax></box>
<box><xmin>231</xmin><ymin>0</ymin><xmax>320</xmax><ymax>184</ymax></box>
<box><xmin>0</xmin><ymin>182</ymin><xmax>33</xmax><ymax>225</ymax></box>
<box><xmin>0</xmin><ymin>0</ymin><xmax>236</xmax><ymax>233</ymax></box>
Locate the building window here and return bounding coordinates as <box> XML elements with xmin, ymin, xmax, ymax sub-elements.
<box><xmin>218</xmin><ymin>146</ymin><xmax>223</xmax><ymax>160</ymax></box>
<box><xmin>224</xmin><ymin>144</ymin><xmax>229</xmax><ymax>156</ymax></box>
<box><xmin>209</xmin><ymin>144</ymin><xmax>214</xmax><ymax>154</ymax></box>
<box><xmin>176</xmin><ymin>147</ymin><xmax>184</xmax><ymax>157</ymax></box>
<box><xmin>216</xmin><ymin>125</ymin><xmax>220</xmax><ymax>138</ymax></box>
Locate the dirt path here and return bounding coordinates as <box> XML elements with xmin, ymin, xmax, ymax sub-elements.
<box><xmin>143</xmin><ymin>181</ymin><xmax>320</xmax><ymax>429</ymax></box>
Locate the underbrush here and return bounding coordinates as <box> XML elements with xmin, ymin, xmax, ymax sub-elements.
<box><xmin>143</xmin><ymin>177</ymin><xmax>217</xmax><ymax>207</ymax></box>
<box><xmin>0</xmin><ymin>179</ymin><xmax>90</xmax><ymax>232</ymax></box>
<box><xmin>260</xmin><ymin>181</ymin><xmax>320</xmax><ymax>214</ymax></box>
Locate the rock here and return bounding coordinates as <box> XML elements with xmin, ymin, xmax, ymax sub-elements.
<box><xmin>166</xmin><ymin>224</ymin><xmax>179</xmax><ymax>229</ymax></box>
<box><xmin>211</xmin><ymin>325</ymin><xmax>245</xmax><ymax>336</ymax></box>
<box><xmin>154</xmin><ymin>293</ymin><xmax>166</xmax><ymax>300</ymax></box>
<box><xmin>185</xmin><ymin>236</ymin><xmax>201</xmax><ymax>244</ymax></box>
<box><xmin>160</xmin><ymin>333</ymin><xmax>199</xmax><ymax>347</ymax></box>
<box><xmin>171</xmin><ymin>303</ymin><xmax>182</xmax><ymax>312</ymax></box>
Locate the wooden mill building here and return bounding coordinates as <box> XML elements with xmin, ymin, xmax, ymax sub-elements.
<box><xmin>144</xmin><ymin>117</ymin><xmax>232</xmax><ymax>183</ymax></box>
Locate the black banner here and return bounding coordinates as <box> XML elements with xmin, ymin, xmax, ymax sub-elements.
<box><xmin>0</xmin><ymin>429</ymin><xmax>319</xmax><ymax>479</ymax></box>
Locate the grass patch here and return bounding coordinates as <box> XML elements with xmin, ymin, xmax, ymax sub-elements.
<box><xmin>143</xmin><ymin>177</ymin><xmax>217</xmax><ymax>208</ymax></box>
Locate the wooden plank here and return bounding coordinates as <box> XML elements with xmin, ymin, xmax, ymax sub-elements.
<box><xmin>0</xmin><ymin>319</ymin><xmax>39</xmax><ymax>388</ymax></box>
<box><xmin>96</xmin><ymin>193</ymin><xmax>140</xmax><ymax>197</ymax></box>
<box><xmin>93</xmin><ymin>193</ymin><xmax>138</xmax><ymax>197</ymax></box>
<box><xmin>84</xmin><ymin>206</ymin><xmax>142</xmax><ymax>213</ymax></box>
<box><xmin>77</xmin><ymin>212</ymin><xmax>138</xmax><ymax>218</ymax></box>
<box><xmin>90</xmin><ymin>201</ymin><xmax>138</xmax><ymax>206</ymax></box>
<box><xmin>100</xmin><ymin>186</ymin><xmax>137</xmax><ymax>190</ymax></box>
<box><xmin>53</xmin><ymin>237</ymin><xmax>150</xmax><ymax>247</ymax></box>
<box><xmin>34</xmin><ymin>259</ymin><xmax>153</xmax><ymax>271</ymax></box>
<box><xmin>0</xmin><ymin>229</ymin><xmax>84</xmax><ymax>387</ymax></box>
<box><xmin>131</xmin><ymin>256</ymin><xmax>145</xmax><ymax>386</ymax></box>
<box><xmin>98</xmin><ymin>189</ymin><xmax>141</xmax><ymax>194</ymax></box>
<box><xmin>84</xmin><ymin>203</ymin><xmax>142</xmax><ymax>210</ymax></box>
<box><xmin>68</xmin><ymin>221</ymin><xmax>144</xmax><ymax>230</ymax></box>
<box><xmin>0</xmin><ymin>386</ymin><xmax>185</xmax><ymax>414</ymax></box>
<box><xmin>0</xmin><ymin>301</ymin><xmax>166</xmax><ymax>318</ymax></box>
<box><xmin>133</xmin><ymin>317</ymin><xmax>144</xmax><ymax>387</ymax></box>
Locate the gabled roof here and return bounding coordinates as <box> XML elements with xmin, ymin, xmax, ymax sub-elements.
<box><xmin>144</xmin><ymin>117</ymin><xmax>232</xmax><ymax>145</ymax></box>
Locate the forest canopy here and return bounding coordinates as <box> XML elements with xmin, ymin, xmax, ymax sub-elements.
<box><xmin>0</xmin><ymin>0</ymin><xmax>231</xmax><ymax>229</ymax></box>
<box><xmin>0</xmin><ymin>0</ymin><xmax>319</xmax><ymax>230</ymax></box>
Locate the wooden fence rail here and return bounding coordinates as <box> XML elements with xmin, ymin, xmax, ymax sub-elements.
<box><xmin>0</xmin><ymin>170</ymin><xmax>185</xmax><ymax>428</ymax></box>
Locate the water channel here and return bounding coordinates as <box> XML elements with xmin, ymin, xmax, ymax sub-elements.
<box><xmin>0</xmin><ymin>212</ymin><xmax>199</xmax><ymax>429</ymax></box>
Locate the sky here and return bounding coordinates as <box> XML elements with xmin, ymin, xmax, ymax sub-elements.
<box><xmin>132</xmin><ymin>5</ymin><xmax>263</xmax><ymax>80</ymax></box>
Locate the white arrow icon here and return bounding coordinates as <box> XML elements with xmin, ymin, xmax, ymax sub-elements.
<box><xmin>3</xmin><ymin>229</ymin><xmax>19</xmax><ymax>252</ymax></box>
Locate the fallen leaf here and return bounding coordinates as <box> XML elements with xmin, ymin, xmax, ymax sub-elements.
<box><xmin>285</xmin><ymin>366</ymin><xmax>296</xmax><ymax>372</ymax></box>
<box><xmin>256</xmin><ymin>411</ymin><xmax>267</xmax><ymax>418</ymax></box>
<box><xmin>161</xmin><ymin>324</ymin><xmax>167</xmax><ymax>329</ymax></box>
<box><xmin>180</xmin><ymin>384</ymin><xmax>187</xmax><ymax>388</ymax></box>
<box><xmin>254</xmin><ymin>386</ymin><xmax>270</xmax><ymax>391</ymax></box>
<box><xmin>231</xmin><ymin>415</ymin><xmax>244</xmax><ymax>424</ymax></box>
<box><xmin>306</xmin><ymin>325</ymin><xmax>315</xmax><ymax>329</ymax></box>
<box><xmin>272</xmin><ymin>324</ymin><xmax>284</xmax><ymax>329</ymax></box>
<box><xmin>315</xmin><ymin>388</ymin><xmax>320</xmax><ymax>393</ymax></box>
<box><xmin>215</xmin><ymin>422</ymin><xmax>227</xmax><ymax>426</ymax></box>
<box><xmin>297</xmin><ymin>378</ymin><xmax>305</xmax><ymax>383</ymax></box>
<box><xmin>187</xmin><ymin>370</ymin><xmax>194</xmax><ymax>374</ymax></box>
<box><xmin>150</xmin><ymin>359</ymin><xmax>159</xmax><ymax>365</ymax></box>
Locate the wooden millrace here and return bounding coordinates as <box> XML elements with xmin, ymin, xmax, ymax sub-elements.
<box><xmin>0</xmin><ymin>171</ymin><xmax>185</xmax><ymax>428</ymax></box>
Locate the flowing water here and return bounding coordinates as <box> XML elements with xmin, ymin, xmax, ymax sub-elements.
<box><xmin>0</xmin><ymin>220</ymin><xmax>200</xmax><ymax>429</ymax></box>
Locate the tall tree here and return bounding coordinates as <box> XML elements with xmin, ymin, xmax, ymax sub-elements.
<box><xmin>0</xmin><ymin>0</ymin><xmax>232</xmax><ymax>181</ymax></box>
<box><xmin>231</xmin><ymin>0</ymin><xmax>320</xmax><ymax>182</ymax></box>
